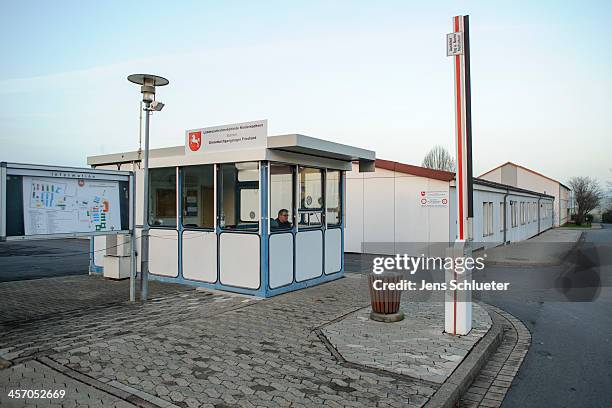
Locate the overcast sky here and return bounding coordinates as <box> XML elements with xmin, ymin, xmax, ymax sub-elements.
<box><xmin>1</xmin><ymin>1</ymin><xmax>610</xmax><ymax>188</ymax></box>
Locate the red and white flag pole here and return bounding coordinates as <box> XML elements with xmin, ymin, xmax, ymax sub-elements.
<box><xmin>445</xmin><ymin>15</ymin><xmax>474</xmax><ymax>336</ymax></box>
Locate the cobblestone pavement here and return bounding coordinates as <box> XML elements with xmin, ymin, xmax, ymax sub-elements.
<box><xmin>0</xmin><ymin>361</ymin><xmax>135</xmax><ymax>408</ymax></box>
<box><xmin>322</xmin><ymin>302</ymin><xmax>491</xmax><ymax>384</ymax></box>
<box><xmin>0</xmin><ymin>274</ymin><xmax>190</xmax><ymax>324</ymax></box>
<box><xmin>1</xmin><ymin>274</ymin><xmax>443</xmax><ymax>407</ymax></box>
<box><xmin>458</xmin><ymin>306</ymin><xmax>531</xmax><ymax>408</ymax></box>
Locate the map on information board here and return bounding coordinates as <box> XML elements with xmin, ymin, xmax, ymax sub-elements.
<box><xmin>22</xmin><ymin>176</ymin><xmax>122</xmax><ymax>235</ymax></box>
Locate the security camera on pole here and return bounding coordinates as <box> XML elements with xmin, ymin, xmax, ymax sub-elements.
<box><xmin>445</xmin><ymin>15</ymin><xmax>474</xmax><ymax>335</ymax></box>
<box><xmin>127</xmin><ymin>74</ymin><xmax>169</xmax><ymax>302</ymax></box>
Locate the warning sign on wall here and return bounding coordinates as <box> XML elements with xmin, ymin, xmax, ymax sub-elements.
<box><xmin>419</xmin><ymin>190</ymin><xmax>449</xmax><ymax>207</ymax></box>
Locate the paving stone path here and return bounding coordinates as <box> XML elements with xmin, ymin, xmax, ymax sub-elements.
<box><xmin>322</xmin><ymin>302</ymin><xmax>491</xmax><ymax>384</ymax></box>
<box><xmin>0</xmin><ymin>361</ymin><xmax>135</xmax><ymax>408</ymax></box>
<box><xmin>1</xmin><ymin>274</ymin><xmax>443</xmax><ymax>407</ymax></box>
<box><xmin>0</xmin><ymin>275</ymin><xmax>190</xmax><ymax>324</ymax></box>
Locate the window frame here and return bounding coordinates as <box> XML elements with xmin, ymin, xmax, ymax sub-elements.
<box><xmin>269</xmin><ymin>162</ymin><xmax>296</xmax><ymax>234</ymax></box>
<box><xmin>326</xmin><ymin>169</ymin><xmax>343</xmax><ymax>228</ymax></box>
<box><xmin>217</xmin><ymin>161</ymin><xmax>260</xmax><ymax>232</ymax></box>
<box><xmin>148</xmin><ymin>166</ymin><xmax>178</xmax><ymax>229</ymax></box>
<box><xmin>297</xmin><ymin>165</ymin><xmax>325</xmax><ymax>230</ymax></box>
<box><xmin>180</xmin><ymin>164</ymin><xmax>215</xmax><ymax>231</ymax></box>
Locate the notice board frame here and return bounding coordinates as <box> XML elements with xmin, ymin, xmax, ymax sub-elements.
<box><xmin>0</xmin><ymin>162</ymin><xmax>134</xmax><ymax>242</ymax></box>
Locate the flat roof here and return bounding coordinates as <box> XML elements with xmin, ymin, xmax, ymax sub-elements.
<box><xmin>87</xmin><ymin>134</ymin><xmax>375</xmax><ymax>167</ymax></box>
<box><xmin>268</xmin><ymin>134</ymin><xmax>375</xmax><ymax>162</ymax></box>
<box><xmin>473</xmin><ymin>177</ymin><xmax>555</xmax><ymax>199</ymax></box>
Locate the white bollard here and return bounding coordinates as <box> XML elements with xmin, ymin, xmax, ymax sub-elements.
<box><xmin>445</xmin><ymin>241</ymin><xmax>472</xmax><ymax>335</ymax></box>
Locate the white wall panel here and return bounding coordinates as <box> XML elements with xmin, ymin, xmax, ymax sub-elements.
<box><xmin>220</xmin><ymin>233</ymin><xmax>260</xmax><ymax>289</ymax></box>
<box><xmin>269</xmin><ymin>233</ymin><xmax>293</xmax><ymax>288</ymax></box>
<box><xmin>149</xmin><ymin>229</ymin><xmax>178</xmax><ymax>277</ymax></box>
<box><xmin>182</xmin><ymin>230</ymin><xmax>217</xmax><ymax>282</ymax></box>
<box><xmin>363</xmin><ymin>176</ymin><xmax>395</xmax><ymax>244</ymax></box>
<box><xmin>345</xmin><ymin>177</ymin><xmax>364</xmax><ymax>252</ymax></box>
<box><xmin>93</xmin><ymin>235</ymin><xmax>106</xmax><ymax>269</ymax></box>
<box><xmin>325</xmin><ymin>228</ymin><xmax>342</xmax><ymax>274</ymax></box>
<box><xmin>296</xmin><ymin>230</ymin><xmax>323</xmax><ymax>281</ymax></box>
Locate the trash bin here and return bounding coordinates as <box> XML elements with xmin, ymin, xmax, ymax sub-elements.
<box><xmin>368</xmin><ymin>272</ymin><xmax>405</xmax><ymax>322</ymax></box>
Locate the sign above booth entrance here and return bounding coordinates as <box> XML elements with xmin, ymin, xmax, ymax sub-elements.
<box><xmin>185</xmin><ymin>119</ymin><xmax>267</xmax><ymax>155</ymax></box>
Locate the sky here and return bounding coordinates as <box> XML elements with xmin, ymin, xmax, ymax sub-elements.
<box><xmin>1</xmin><ymin>1</ymin><xmax>611</xmax><ymax>189</ymax></box>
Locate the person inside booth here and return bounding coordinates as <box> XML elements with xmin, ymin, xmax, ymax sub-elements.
<box><xmin>271</xmin><ymin>209</ymin><xmax>292</xmax><ymax>230</ymax></box>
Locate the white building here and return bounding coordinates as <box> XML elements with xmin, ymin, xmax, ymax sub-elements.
<box><xmin>478</xmin><ymin>162</ymin><xmax>571</xmax><ymax>227</ymax></box>
<box><xmin>345</xmin><ymin>160</ymin><xmax>555</xmax><ymax>254</ymax></box>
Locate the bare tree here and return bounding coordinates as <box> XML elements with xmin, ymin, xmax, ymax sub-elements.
<box><xmin>422</xmin><ymin>146</ymin><xmax>456</xmax><ymax>172</ymax></box>
<box><xmin>568</xmin><ymin>176</ymin><xmax>604</xmax><ymax>225</ymax></box>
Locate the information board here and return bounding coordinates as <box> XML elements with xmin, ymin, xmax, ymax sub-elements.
<box><xmin>1</xmin><ymin>163</ymin><xmax>132</xmax><ymax>240</ymax></box>
<box><xmin>22</xmin><ymin>176</ymin><xmax>123</xmax><ymax>235</ymax></box>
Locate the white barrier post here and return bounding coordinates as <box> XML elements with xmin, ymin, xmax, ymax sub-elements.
<box><xmin>445</xmin><ymin>15</ymin><xmax>474</xmax><ymax>336</ymax></box>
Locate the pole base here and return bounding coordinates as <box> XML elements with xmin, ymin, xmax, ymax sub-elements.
<box><xmin>370</xmin><ymin>311</ymin><xmax>405</xmax><ymax>323</ymax></box>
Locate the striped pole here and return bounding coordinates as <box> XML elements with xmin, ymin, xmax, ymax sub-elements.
<box><xmin>445</xmin><ymin>15</ymin><xmax>473</xmax><ymax>336</ymax></box>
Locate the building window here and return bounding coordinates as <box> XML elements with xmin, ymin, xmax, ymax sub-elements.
<box><xmin>520</xmin><ymin>202</ymin><xmax>525</xmax><ymax>225</ymax></box>
<box><xmin>149</xmin><ymin>167</ymin><xmax>177</xmax><ymax>227</ymax></box>
<box><xmin>500</xmin><ymin>202</ymin><xmax>505</xmax><ymax>232</ymax></box>
<box><xmin>182</xmin><ymin>165</ymin><xmax>214</xmax><ymax>229</ymax></box>
<box><xmin>326</xmin><ymin>170</ymin><xmax>342</xmax><ymax>226</ymax></box>
<box><xmin>482</xmin><ymin>202</ymin><xmax>493</xmax><ymax>236</ymax></box>
<box><xmin>218</xmin><ymin>162</ymin><xmax>259</xmax><ymax>231</ymax></box>
<box><xmin>511</xmin><ymin>201</ymin><xmax>517</xmax><ymax>228</ymax></box>
<box><xmin>533</xmin><ymin>203</ymin><xmax>538</xmax><ymax>222</ymax></box>
<box><xmin>526</xmin><ymin>202</ymin><xmax>530</xmax><ymax>223</ymax></box>
<box><xmin>298</xmin><ymin>166</ymin><xmax>323</xmax><ymax>228</ymax></box>
<box><xmin>270</xmin><ymin>164</ymin><xmax>294</xmax><ymax>231</ymax></box>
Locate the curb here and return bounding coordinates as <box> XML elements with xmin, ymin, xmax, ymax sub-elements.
<box><xmin>425</xmin><ymin>304</ymin><xmax>504</xmax><ymax>408</ymax></box>
<box><xmin>457</xmin><ymin>304</ymin><xmax>532</xmax><ymax>407</ymax></box>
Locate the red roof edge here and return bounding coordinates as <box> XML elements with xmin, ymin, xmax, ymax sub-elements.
<box><xmin>375</xmin><ymin>159</ymin><xmax>455</xmax><ymax>181</ymax></box>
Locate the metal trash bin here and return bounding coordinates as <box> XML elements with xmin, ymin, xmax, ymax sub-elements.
<box><xmin>368</xmin><ymin>272</ymin><xmax>405</xmax><ymax>322</ymax></box>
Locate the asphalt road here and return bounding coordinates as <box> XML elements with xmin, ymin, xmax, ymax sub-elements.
<box><xmin>488</xmin><ymin>225</ymin><xmax>612</xmax><ymax>408</ymax></box>
<box><xmin>0</xmin><ymin>238</ymin><xmax>90</xmax><ymax>282</ymax></box>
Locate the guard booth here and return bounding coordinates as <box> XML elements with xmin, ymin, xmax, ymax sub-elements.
<box><xmin>88</xmin><ymin>121</ymin><xmax>375</xmax><ymax>297</ymax></box>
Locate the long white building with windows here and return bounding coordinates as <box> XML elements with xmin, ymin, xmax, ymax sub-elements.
<box><xmin>478</xmin><ymin>162</ymin><xmax>571</xmax><ymax>227</ymax></box>
<box><xmin>345</xmin><ymin>159</ymin><xmax>555</xmax><ymax>254</ymax></box>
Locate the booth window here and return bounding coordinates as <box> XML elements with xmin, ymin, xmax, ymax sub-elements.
<box><xmin>219</xmin><ymin>162</ymin><xmax>259</xmax><ymax>230</ymax></box>
<box><xmin>326</xmin><ymin>170</ymin><xmax>342</xmax><ymax>226</ymax></box>
<box><xmin>182</xmin><ymin>165</ymin><xmax>214</xmax><ymax>229</ymax></box>
<box><xmin>149</xmin><ymin>167</ymin><xmax>177</xmax><ymax>227</ymax></box>
<box><xmin>270</xmin><ymin>164</ymin><xmax>294</xmax><ymax>231</ymax></box>
<box><xmin>298</xmin><ymin>166</ymin><xmax>323</xmax><ymax>228</ymax></box>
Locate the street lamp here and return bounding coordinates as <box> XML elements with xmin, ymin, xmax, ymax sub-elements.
<box><xmin>127</xmin><ymin>74</ymin><xmax>169</xmax><ymax>302</ymax></box>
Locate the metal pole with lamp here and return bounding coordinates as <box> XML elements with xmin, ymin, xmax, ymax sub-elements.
<box><xmin>127</xmin><ymin>74</ymin><xmax>169</xmax><ymax>302</ymax></box>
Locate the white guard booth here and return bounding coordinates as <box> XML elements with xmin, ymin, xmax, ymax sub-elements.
<box><xmin>88</xmin><ymin>120</ymin><xmax>375</xmax><ymax>297</ymax></box>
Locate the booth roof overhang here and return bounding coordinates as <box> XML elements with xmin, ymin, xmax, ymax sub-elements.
<box><xmin>87</xmin><ymin>134</ymin><xmax>376</xmax><ymax>173</ymax></box>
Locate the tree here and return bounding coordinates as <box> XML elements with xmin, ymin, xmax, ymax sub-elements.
<box><xmin>567</xmin><ymin>176</ymin><xmax>604</xmax><ymax>225</ymax></box>
<box><xmin>422</xmin><ymin>146</ymin><xmax>456</xmax><ymax>172</ymax></box>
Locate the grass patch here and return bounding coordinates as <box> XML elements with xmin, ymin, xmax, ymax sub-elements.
<box><xmin>561</xmin><ymin>222</ymin><xmax>592</xmax><ymax>228</ymax></box>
